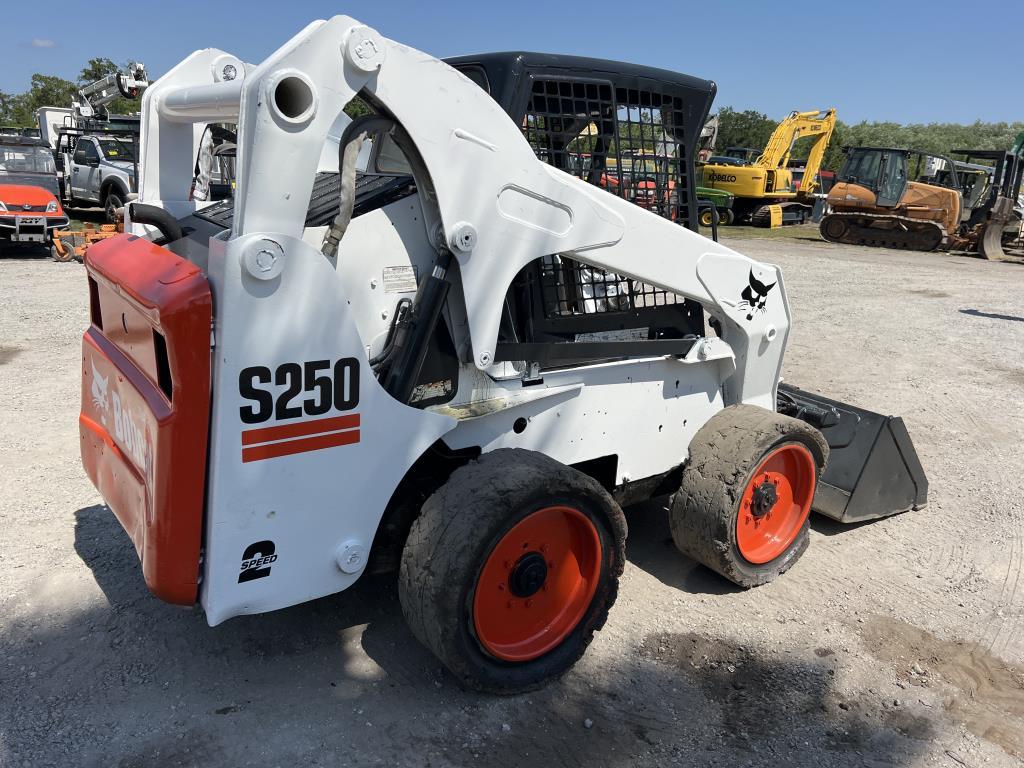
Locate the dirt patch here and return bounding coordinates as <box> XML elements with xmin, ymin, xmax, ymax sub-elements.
<box><xmin>862</xmin><ymin>616</ymin><xmax>1024</xmax><ymax>757</ymax></box>
<box><xmin>641</xmin><ymin>630</ymin><xmax>934</xmax><ymax>754</ymax></box>
<box><xmin>0</xmin><ymin>346</ymin><xmax>21</xmax><ymax>365</ymax></box>
<box><xmin>993</xmin><ymin>364</ymin><xmax>1024</xmax><ymax>388</ymax></box>
<box><xmin>907</xmin><ymin>289</ymin><xmax>952</xmax><ymax>298</ymax></box>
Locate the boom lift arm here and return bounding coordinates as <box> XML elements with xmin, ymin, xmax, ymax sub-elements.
<box><xmin>75</xmin><ymin>63</ymin><xmax>149</xmax><ymax>119</ymax></box>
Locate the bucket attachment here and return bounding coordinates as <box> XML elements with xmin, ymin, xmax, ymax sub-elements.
<box><xmin>978</xmin><ymin>196</ymin><xmax>1014</xmax><ymax>261</ymax></box>
<box><xmin>777</xmin><ymin>384</ymin><xmax>927</xmax><ymax>524</ymax></box>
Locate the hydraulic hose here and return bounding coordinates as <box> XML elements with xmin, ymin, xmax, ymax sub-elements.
<box><xmin>321</xmin><ymin>115</ymin><xmax>397</xmax><ymax>258</ymax></box>
<box><xmin>129</xmin><ymin>202</ymin><xmax>183</xmax><ymax>244</ymax></box>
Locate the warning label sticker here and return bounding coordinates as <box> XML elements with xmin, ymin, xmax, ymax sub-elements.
<box><xmin>383</xmin><ymin>265</ymin><xmax>419</xmax><ymax>293</ymax></box>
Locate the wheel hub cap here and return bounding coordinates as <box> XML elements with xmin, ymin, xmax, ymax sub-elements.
<box><xmin>750</xmin><ymin>481</ymin><xmax>778</xmax><ymax>518</ymax></box>
<box><xmin>508</xmin><ymin>552</ymin><xmax>548</xmax><ymax>597</ymax></box>
<box><xmin>736</xmin><ymin>443</ymin><xmax>817</xmax><ymax>565</ymax></box>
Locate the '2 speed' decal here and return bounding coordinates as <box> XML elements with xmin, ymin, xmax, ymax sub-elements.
<box><xmin>238</xmin><ymin>358</ymin><xmax>361</xmax><ymax>463</ymax></box>
<box><xmin>238</xmin><ymin>540</ymin><xmax>277</xmax><ymax>583</ymax></box>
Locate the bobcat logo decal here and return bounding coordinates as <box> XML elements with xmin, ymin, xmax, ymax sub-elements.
<box><xmin>91</xmin><ymin>361</ymin><xmax>110</xmax><ymax>425</ymax></box>
<box><xmin>738</xmin><ymin>269</ymin><xmax>777</xmax><ymax>321</ymax></box>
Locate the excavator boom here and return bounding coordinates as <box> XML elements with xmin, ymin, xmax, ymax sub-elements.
<box><xmin>755</xmin><ymin>109</ymin><xmax>836</xmax><ymax>195</ymax></box>
<box><xmin>700</xmin><ymin>107</ymin><xmax>837</xmax><ymax>225</ymax></box>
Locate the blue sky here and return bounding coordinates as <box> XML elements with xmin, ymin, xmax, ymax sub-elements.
<box><xmin>6</xmin><ymin>0</ymin><xmax>1019</xmax><ymax>124</ymax></box>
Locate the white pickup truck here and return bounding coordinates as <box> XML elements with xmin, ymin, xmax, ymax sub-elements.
<box><xmin>53</xmin><ymin>130</ymin><xmax>138</xmax><ymax>222</ymax></box>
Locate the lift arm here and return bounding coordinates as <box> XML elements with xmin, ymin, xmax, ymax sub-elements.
<box><xmin>138</xmin><ymin>17</ymin><xmax>792</xmax><ymax>411</ymax></box>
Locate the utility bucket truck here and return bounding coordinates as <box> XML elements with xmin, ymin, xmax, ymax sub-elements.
<box><xmin>78</xmin><ymin>18</ymin><xmax>927</xmax><ymax>693</ymax></box>
<box><xmin>36</xmin><ymin>64</ymin><xmax>148</xmax><ymax>222</ymax></box>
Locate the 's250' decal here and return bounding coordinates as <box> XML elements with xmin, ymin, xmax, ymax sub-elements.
<box><xmin>238</xmin><ymin>358</ymin><xmax>361</xmax><ymax>463</ymax></box>
<box><xmin>239</xmin><ymin>358</ymin><xmax>359</xmax><ymax>424</ymax></box>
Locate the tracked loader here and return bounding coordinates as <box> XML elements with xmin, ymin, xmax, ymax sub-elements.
<box><xmin>77</xmin><ymin>19</ymin><xmax>927</xmax><ymax>693</ymax></box>
<box><xmin>821</xmin><ymin>142</ymin><xmax>1023</xmax><ymax>257</ymax></box>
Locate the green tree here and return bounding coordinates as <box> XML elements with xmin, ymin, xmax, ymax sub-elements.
<box><xmin>344</xmin><ymin>96</ymin><xmax>372</xmax><ymax>119</ymax></box>
<box><xmin>0</xmin><ymin>91</ymin><xmax>19</xmax><ymax>125</ymax></box>
<box><xmin>79</xmin><ymin>57</ymin><xmax>121</xmax><ymax>84</ymax></box>
<box><xmin>715</xmin><ymin>107</ymin><xmax>777</xmax><ymax>156</ymax></box>
<box><xmin>7</xmin><ymin>74</ymin><xmax>77</xmax><ymax>125</ymax></box>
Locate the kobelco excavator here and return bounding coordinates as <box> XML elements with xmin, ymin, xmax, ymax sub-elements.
<box><xmin>701</xmin><ymin>109</ymin><xmax>837</xmax><ymax>226</ymax></box>
<box><xmin>77</xmin><ymin>19</ymin><xmax>926</xmax><ymax>693</ymax></box>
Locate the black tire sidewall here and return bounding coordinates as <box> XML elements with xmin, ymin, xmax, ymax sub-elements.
<box><xmin>671</xmin><ymin>406</ymin><xmax>827</xmax><ymax>588</ymax></box>
<box><xmin>104</xmin><ymin>190</ymin><xmax>124</xmax><ymax>223</ymax></box>
<box><xmin>399</xmin><ymin>449</ymin><xmax>626</xmax><ymax>693</ymax></box>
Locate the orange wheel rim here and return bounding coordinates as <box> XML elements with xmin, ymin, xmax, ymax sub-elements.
<box><xmin>473</xmin><ymin>506</ymin><xmax>602</xmax><ymax>662</ymax></box>
<box><xmin>736</xmin><ymin>443</ymin><xmax>816</xmax><ymax>565</ymax></box>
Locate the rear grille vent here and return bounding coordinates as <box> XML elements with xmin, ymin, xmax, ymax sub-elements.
<box><xmin>153</xmin><ymin>330</ymin><xmax>173</xmax><ymax>401</ymax></box>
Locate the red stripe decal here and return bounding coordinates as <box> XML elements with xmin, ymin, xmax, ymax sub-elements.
<box><xmin>242</xmin><ymin>428</ymin><xmax>360</xmax><ymax>463</ymax></box>
<box><xmin>241</xmin><ymin>413</ymin><xmax>360</xmax><ymax>446</ymax></box>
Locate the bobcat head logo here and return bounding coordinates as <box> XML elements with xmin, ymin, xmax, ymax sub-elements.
<box><xmin>738</xmin><ymin>269</ymin><xmax>777</xmax><ymax>321</ymax></box>
<box><xmin>91</xmin><ymin>361</ymin><xmax>109</xmax><ymax>425</ymax></box>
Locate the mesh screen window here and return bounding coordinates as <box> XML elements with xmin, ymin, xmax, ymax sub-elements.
<box><xmin>522</xmin><ymin>77</ymin><xmax>690</xmax><ymax>317</ymax></box>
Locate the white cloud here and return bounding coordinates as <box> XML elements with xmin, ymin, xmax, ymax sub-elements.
<box><xmin>32</xmin><ymin>38</ymin><xmax>56</xmax><ymax>48</ymax></box>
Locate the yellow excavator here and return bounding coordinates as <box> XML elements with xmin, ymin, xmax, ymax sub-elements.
<box><xmin>701</xmin><ymin>109</ymin><xmax>837</xmax><ymax>226</ymax></box>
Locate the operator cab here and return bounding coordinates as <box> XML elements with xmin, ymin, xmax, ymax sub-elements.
<box><xmin>837</xmin><ymin>147</ymin><xmax>961</xmax><ymax>208</ymax></box>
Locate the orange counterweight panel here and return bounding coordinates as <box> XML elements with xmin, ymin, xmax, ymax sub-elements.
<box><xmin>79</xmin><ymin>234</ymin><xmax>212</xmax><ymax>605</ymax></box>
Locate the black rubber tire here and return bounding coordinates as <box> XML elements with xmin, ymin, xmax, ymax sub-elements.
<box><xmin>670</xmin><ymin>404</ymin><xmax>828</xmax><ymax>588</ymax></box>
<box><xmin>699</xmin><ymin>208</ymin><xmax>714</xmax><ymax>227</ymax></box>
<box><xmin>398</xmin><ymin>448</ymin><xmax>626</xmax><ymax>694</ymax></box>
<box><xmin>722</xmin><ymin>209</ymin><xmax>736</xmax><ymax>226</ymax></box>
<box><xmin>103</xmin><ymin>189</ymin><xmax>124</xmax><ymax>224</ymax></box>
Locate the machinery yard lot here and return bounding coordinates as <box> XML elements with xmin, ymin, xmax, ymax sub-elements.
<box><xmin>2</xmin><ymin>229</ymin><xmax>1022</xmax><ymax>767</ymax></box>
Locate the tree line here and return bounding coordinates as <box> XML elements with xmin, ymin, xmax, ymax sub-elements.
<box><xmin>0</xmin><ymin>59</ymin><xmax>139</xmax><ymax>127</ymax></box>
<box><xmin>715</xmin><ymin>106</ymin><xmax>1024</xmax><ymax>172</ymax></box>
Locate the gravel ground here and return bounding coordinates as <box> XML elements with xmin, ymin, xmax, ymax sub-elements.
<box><xmin>1</xmin><ymin>229</ymin><xmax>1023</xmax><ymax>767</ymax></box>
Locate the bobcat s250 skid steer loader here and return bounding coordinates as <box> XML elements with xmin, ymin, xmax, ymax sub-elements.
<box><xmin>78</xmin><ymin>17</ymin><xmax>927</xmax><ymax>692</ymax></box>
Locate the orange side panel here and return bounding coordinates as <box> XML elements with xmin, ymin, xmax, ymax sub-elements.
<box><xmin>79</xmin><ymin>234</ymin><xmax>212</xmax><ymax>605</ymax></box>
